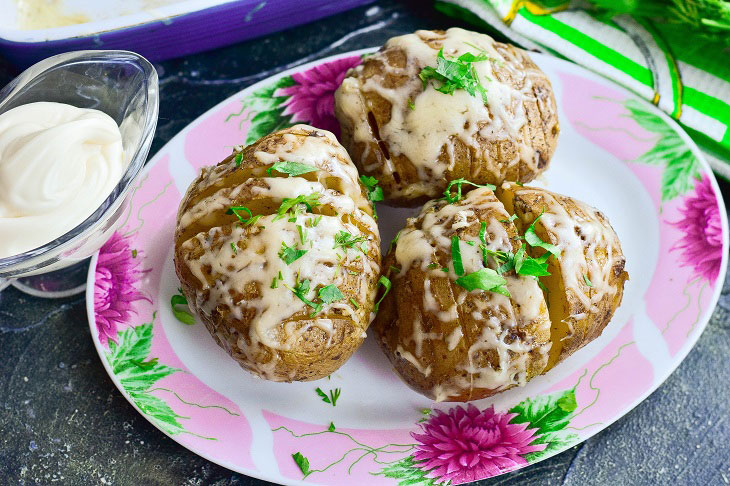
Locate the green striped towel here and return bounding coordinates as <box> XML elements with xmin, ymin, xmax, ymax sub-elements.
<box><xmin>436</xmin><ymin>0</ymin><xmax>730</xmax><ymax>180</ymax></box>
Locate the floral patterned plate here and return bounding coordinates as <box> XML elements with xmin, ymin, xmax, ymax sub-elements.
<box><xmin>87</xmin><ymin>49</ymin><xmax>728</xmax><ymax>485</ymax></box>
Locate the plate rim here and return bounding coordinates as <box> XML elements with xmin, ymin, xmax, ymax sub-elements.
<box><xmin>86</xmin><ymin>47</ymin><xmax>729</xmax><ymax>485</ymax></box>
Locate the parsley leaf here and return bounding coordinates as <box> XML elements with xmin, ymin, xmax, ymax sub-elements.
<box><xmin>234</xmin><ymin>153</ymin><xmax>243</xmax><ymax>167</ymax></box>
<box><xmin>524</xmin><ymin>211</ymin><xmax>561</xmax><ymax>257</ymax></box>
<box><xmin>360</xmin><ymin>175</ymin><xmax>384</xmax><ymax>219</ymax></box>
<box><xmin>226</xmin><ymin>206</ymin><xmax>256</xmax><ymax>224</ymax></box>
<box><xmin>451</xmin><ymin>236</ymin><xmax>465</xmax><ymax>276</ymax></box>
<box><xmin>267</xmin><ymin>161</ymin><xmax>318</xmax><ymax>177</ymax></box>
<box><xmin>373</xmin><ymin>275</ymin><xmax>392</xmax><ymax>313</ymax></box>
<box><xmin>319</xmin><ymin>284</ymin><xmax>344</xmax><ymax>304</ymax></box>
<box><xmin>513</xmin><ymin>247</ymin><xmax>550</xmax><ymax>277</ymax></box>
<box><xmin>455</xmin><ymin>268</ymin><xmax>510</xmax><ymax>296</ymax></box>
<box><xmin>443</xmin><ymin>178</ymin><xmax>496</xmax><ymax>203</ymax></box>
<box><xmin>584</xmin><ymin>274</ymin><xmax>594</xmax><ymax>287</ymax></box>
<box><xmin>170</xmin><ymin>293</ymin><xmax>195</xmax><ymax>325</ymax></box>
<box><xmin>333</xmin><ymin>231</ymin><xmax>368</xmax><ymax>252</ymax></box>
<box><xmin>292</xmin><ymin>452</ymin><xmax>310</xmax><ymax>476</ymax></box>
<box><xmin>389</xmin><ymin>230</ymin><xmax>402</xmax><ymax>253</ymax></box>
<box><xmin>274</xmin><ymin>193</ymin><xmax>321</xmax><ymax>221</ymax></box>
<box><xmin>315</xmin><ymin>387</ymin><xmax>341</xmax><ymax>406</ymax></box>
<box><xmin>419</xmin><ymin>48</ymin><xmax>490</xmax><ymax>102</ymax></box>
<box><xmin>328</xmin><ymin>422</ymin><xmax>336</xmax><ymax>432</ymax></box>
<box><xmin>279</xmin><ymin>242</ymin><xmax>307</xmax><ymax>264</ymax></box>
<box><xmin>285</xmin><ymin>278</ymin><xmax>322</xmax><ymax>314</ymax></box>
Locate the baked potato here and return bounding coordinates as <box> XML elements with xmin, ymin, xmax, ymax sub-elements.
<box><xmin>174</xmin><ymin>124</ymin><xmax>381</xmax><ymax>382</ymax></box>
<box><xmin>496</xmin><ymin>183</ymin><xmax>629</xmax><ymax>371</ymax></box>
<box><xmin>372</xmin><ymin>187</ymin><xmax>552</xmax><ymax>401</ymax></box>
<box><xmin>334</xmin><ymin>28</ymin><xmax>559</xmax><ymax>206</ymax></box>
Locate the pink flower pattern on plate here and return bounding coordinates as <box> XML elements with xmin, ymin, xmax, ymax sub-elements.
<box><xmin>671</xmin><ymin>175</ymin><xmax>723</xmax><ymax>283</ymax></box>
<box><xmin>280</xmin><ymin>56</ymin><xmax>361</xmax><ymax>136</ymax></box>
<box><xmin>94</xmin><ymin>232</ymin><xmax>150</xmax><ymax>346</ymax></box>
<box><xmin>412</xmin><ymin>404</ymin><xmax>546</xmax><ymax>484</ymax></box>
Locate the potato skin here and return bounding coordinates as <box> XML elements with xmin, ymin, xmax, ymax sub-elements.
<box><xmin>335</xmin><ymin>28</ymin><xmax>559</xmax><ymax>206</ymax></box>
<box><xmin>174</xmin><ymin>125</ymin><xmax>381</xmax><ymax>382</ymax></box>
<box><xmin>497</xmin><ymin>183</ymin><xmax>629</xmax><ymax>370</ymax></box>
<box><xmin>372</xmin><ymin>188</ymin><xmax>551</xmax><ymax>401</ymax></box>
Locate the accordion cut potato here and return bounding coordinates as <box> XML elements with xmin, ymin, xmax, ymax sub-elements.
<box><xmin>497</xmin><ymin>183</ymin><xmax>629</xmax><ymax>371</ymax></box>
<box><xmin>373</xmin><ymin>184</ymin><xmax>628</xmax><ymax>401</ymax></box>
<box><xmin>334</xmin><ymin>28</ymin><xmax>559</xmax><ymax>206</ymax></box>
<box><xmin>372</xmin><ymin>188</ymin><xmax>552</xmax><ymax>402</ymax></box>
<box><xmin>174</xmin><ymin>125</ymin><xmax>381</xmax><ymax>382</ymax></box>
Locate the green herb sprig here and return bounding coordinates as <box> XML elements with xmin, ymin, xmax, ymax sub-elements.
<box><xmin>274</xmin><ymin>193</ymin><xmax>321</xmax><ymax>221</ymax></box>
<box><xmin>315</xmin><ymin>387</ymin><xmax>341</xmax><ymax>406</ymax></box>
<box><xmin>443</xmin><ymin>178</ymin><xmax>496</xmax><ymax>203</ymax></box>
<box><xmin>267</xmin><ymin>161</ymin><xmax>318</xmax><ymax>177</ymax></box>
<box><xmin>170</xmin><ymin>291</ymin><xmax>195</xmax><ymax>325</ymax></box>
<box><xmin>419</xmin><ymin>49</ymin><xmax>490</xmax><ymax>102</ymax></box>
<box><xmin>279</xmin><ymin>242</ymin><xmax>308</xmax><ymax>264</ymax></box>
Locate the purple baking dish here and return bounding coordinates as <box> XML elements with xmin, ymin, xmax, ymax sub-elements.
<box><xmin>0</xmin><ymin>0</ymin><xmax>376</xmax><ymax>67</ymax></box>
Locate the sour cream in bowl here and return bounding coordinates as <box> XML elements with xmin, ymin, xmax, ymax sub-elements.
<box><xmin>0</xmin><ymin>50</ymin><xmax>158</xmax><ymax>297</ymax></box>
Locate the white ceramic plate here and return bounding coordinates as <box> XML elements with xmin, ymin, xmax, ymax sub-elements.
<box><xmin>87</xmin><ymin>49</ymin><xmax>728</xmax><ymax>485</ymax></box>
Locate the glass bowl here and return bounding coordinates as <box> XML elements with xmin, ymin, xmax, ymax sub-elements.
<box><xmin>0</xmin><ymin>50</ymin><xmax>158</xmax><ymax>298</ymax></box>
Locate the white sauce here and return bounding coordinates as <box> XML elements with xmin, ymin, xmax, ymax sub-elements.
<box><xmin>0</xmin><ymin>102</ymin><xmax>125</xmax><ymax>259</ymax></box>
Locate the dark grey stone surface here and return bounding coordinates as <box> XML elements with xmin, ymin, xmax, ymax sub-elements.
<box><xmin>0</xmin><ymin>1</ymin><xmax>728</xmax><ymax>484</ymax></box>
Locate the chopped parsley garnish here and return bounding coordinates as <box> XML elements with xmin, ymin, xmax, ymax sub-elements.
<box><xmin>319</xmin><ymin>284</ymin><xmax>344</xmax><ymax>304</ymax></box>
<box><xmin>455</xmin><ymin>268</ymin><xmax>510</xmax><ymax>296</ymax></box>
<box><xmin>360</xmin><ymin>175</ymin><xmax>384</xmax><ymax>219</ymax></box>
<box><xmin>500</xmin><ymin>214</ymin><xmax>518</xmax><ymax>223</ymax></box>
<box><xmin>308</xmin><ymin>215</ymin><xmax>323</xmax><ymax>227</ymax></box>
<box><xmin>441</xmin><ymin>267</ymin><xmax>449</xmax><ymax>273</ymax></box>
<box><xmin>234</xmin><ymin>153</ymin><xmax>243</xmax><ymax>167</ymax></box>
<box><xmin>427</xmin><ymin>263</ymin><xmax>440</xmax><ymax>270</ymax></box>
<box><xmin>419</xmin><ymin>48</ymin><xmax>490</xmax><ymax>103</ymax></box>
<box><xmin>131</xmin><ymin>249</ymin><xmax>138</xmax><ymax>258</ymax></box>
<box><xmin>418</xmin><ymin>408</ymin><xmax>432</xmax><ymax>423</ymax></box>
<box><xmin>373</xmin><ymin>275</ymin><xmax>392</xmax><ymax>314</ymax></box>
<box><xmin>279</xmin><ymin>242</ymin><xmax>307</xmax><ymax>264</ymax></box>
<box><xmin>316</xmin><ymin>387</ymin><xmax>341</xmax><ymax>406</ymax></box>
<box><xmin>285</xmin><ymin>277</ymin><xmax>322</xmax><ymax>314</ymax></box>
<box><xmin>297</xmin><ymin>224</ymin><xmax>307</xmax><ymax>244</ymax></box>
<box><xmin>524</xmin><ymin>211</ymin><xmax>561</xmax><ymax>257</ymax></box>
<box><xmin>274</xmin><ymin>193</ymin><xmax>321</xmax><ymax>221</ymax></box>
<box><xmin>513</xmin><ymin>247</ymin><xmax>550</xmax><ymax>277</ymax></box>
<box><xmin>292</xmin><ymin>452</ymin><xmax>310</xmax><ymax>476</ymax></box>
<box><xmin>267</xmin><ymin>161</ymin><xmax>318</xmax><ymax>177</ymax></box>
<box><xmin>334</xmin><ymin>231</ymin><xmax>368</xmax><ymax>253</ymax></box>
<box><xmin>349</xmin><ymin>298</ymin><xmax>359</xmax><ymax>309</ymax></box>
<box><xmin>170</xmin><ymin>292</ymin><xmax>195</xmax><ymax>325</ymax></box>
<box><xmin>226</xmin><ymin>206</ymin><xmax>255</xmax><ymax>224</ymax></box>
<box><xmin>443</xmin><ymin>178</ymin><xmax>496</xmax><ymax>203</ymax></box>
<box><xmin>328</xmin><ymin>422</ymin><xmax>336</xmax><ymax>432</ymax></box>
<box><xmin>451</xmin><ymin>236</ymin><xmax>465</xmax><ymax>276</ymax></box>
<box><xmin>389</xmin><ymin>230</ymin><xmax>402</xmax><ymax>253</ymax></box>
<box><xmin>584</xmin><ymin>274</ymin><xmax>594</xmax><ymax>287</ymax></box>
<box><xmin>408</xmin><ymin>99</ymin><xmax>415</xmax><ymax>110</ymax></box>
<box><xmin>479</xmin><ymin>221</ymin><xmax>489</xmax><ymax>266</ymax></box>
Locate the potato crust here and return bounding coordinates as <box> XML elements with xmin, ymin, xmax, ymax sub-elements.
<box><xmin>497</xmin><ymin>183</ymin><xmax>629</xmax><ymax>370</ymax></box>
<box><xmin>335</xmin><ymin>28</ymin><xmax>559</xmax><ymax>206</ymax></box>
<box><xmin>174</xmin><ymin>125</ymin><xmax>381</xmax><ymax>382</ymax></box>
<box><xmin>372</xmin><ymin>188</ymin><xmax>551</xmax><ymax>401</ymax></box>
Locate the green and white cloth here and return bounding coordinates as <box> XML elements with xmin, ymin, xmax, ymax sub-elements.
<box><xmin>437</xmin><ymin>0</ymin><xmax>730</xmax><ymax>180</ymax></box>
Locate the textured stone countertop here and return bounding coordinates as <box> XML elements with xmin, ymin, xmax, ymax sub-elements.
<box><xmin>0</xmin><ymin>1</ymin><xmax>728</xmax><ymax>484</ymax></box>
